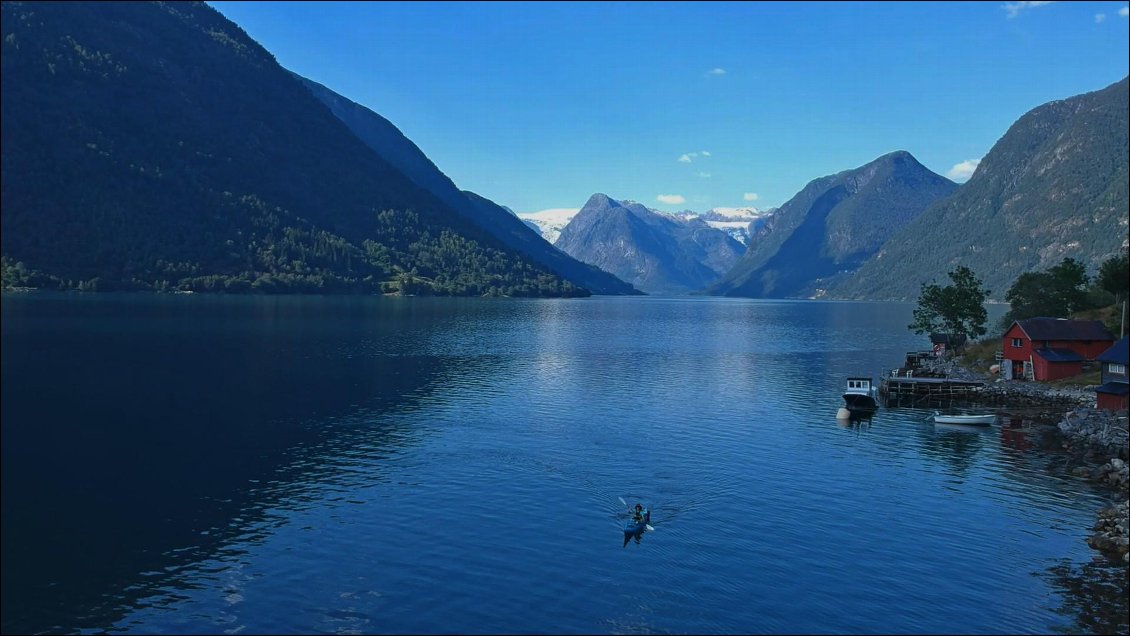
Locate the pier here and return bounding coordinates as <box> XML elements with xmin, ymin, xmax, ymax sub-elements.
<box><xmin>879</xmin><ymin>374</ymin><xmax>985</xmax><ymax>399</ymax></box>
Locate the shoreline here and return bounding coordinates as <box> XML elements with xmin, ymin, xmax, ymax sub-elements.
<box><xmin>922</xmin><ymin>356</ymin><xmax>1129</xmax><ymax>565</ymax></box>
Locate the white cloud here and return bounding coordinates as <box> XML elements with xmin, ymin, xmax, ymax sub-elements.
<box><xmin>697</xmin><ymin>172</ymin><xmax>712</xmax><ymax>178</ymax></box>
<box><xmin>946</xmin><ymin>158</ymin><xmax>981</xmax><ymax>183</ymax></box>
<box><xmin>678</xmin><ymin>151</ymin><xmax>710</xmax><ymax>163</ymax></box>
<box><xmin>707</xmin><ymin>68</ymin><xmax>727</xmax><ymax>76</ymax></box>
<box><xmin>673</xmin><ymin>150</ymin><xmax>709</xmax><ymax>162</ymax></box>
<box><xmin>657</xmin><ymin>194</ymin><xmax>686</xmax><ymax>205</ymax></box>
<box><xmin>1120</xmin><ymin>6</ymin><xmax>1128</xmax><ymax>17</ymax></box>
<box><xmin>1003</xmin><ymin>1</ymin><xmax>1054</xmax><ymax>19</ymax></box>
<box><xmin>743</xmin><ymin>192</ymin><xmax>760</xmax><ymax>202</ymax></box>
<box><xmin>1095</xmin><ymin>12</ymin><xmax>1107</xmax><ymax>22</ymax></box>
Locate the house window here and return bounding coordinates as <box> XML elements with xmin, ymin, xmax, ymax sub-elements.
<box><xmin>1110</xmin><ymin>363</ymin><xmax>1127</xmax><ymax>375</ymax></box>
<box><xmin>1011</xmin><ymin>338</ymin><xmax>1023</xmax><ymax>348</ymax></box>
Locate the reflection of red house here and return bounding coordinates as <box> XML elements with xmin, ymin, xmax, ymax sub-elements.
<box><xmin>1001</xmin><ymin>318</ymin><xmax>1115</xmax><ymax>381</ymax></box>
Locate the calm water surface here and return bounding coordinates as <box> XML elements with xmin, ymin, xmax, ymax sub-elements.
<box><xmin>2</xmin><ymin>294</ymin><xmax>1125</xmax><ymax>634</ymax></box>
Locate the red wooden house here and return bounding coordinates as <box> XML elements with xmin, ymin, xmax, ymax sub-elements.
<box><xmin>1094</xmin><ymin>336</ymin><xmax>1129</xmax><ymax>410</ymax></box>
<box><xmin>1000</xmin><ymin>318</ymin><xmax>1115</xmax><ymax>381</ymax></box>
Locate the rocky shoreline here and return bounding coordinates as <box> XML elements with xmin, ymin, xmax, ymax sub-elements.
<box><xmin>1055</xmin><ymin>408</ymin><xmax>1129</xmax><ymax>563</ymax></box>
<box><xmin>923</xmin><ymin>357</ymin><xmax>1129</xmax><ymax>564</ymax></box>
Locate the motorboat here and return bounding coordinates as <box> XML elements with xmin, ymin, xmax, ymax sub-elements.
<box><xmin>842</xmin><ymin>377</ymin><xmax>878</xmax><ymax>412</ymax></box>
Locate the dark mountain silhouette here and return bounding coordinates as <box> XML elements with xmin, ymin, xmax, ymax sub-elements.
<box><xmin>707</xmin><ymin>151</ymin><xmax>956</xmax><ymax>298</ymax></box>
<box><xmin>831</xmin><ymin>77</ymin><xmax>1129</xmax><ymax>300</ymax></box>
<box><xmin>0</xmin><ymin>1</ymin><xmax>584</xmax><ymax>296</ymax></box>
<box><xmin>291</xmin><ymin>74</ymin><xmax>639</xmax><ymax>295</ymax></box>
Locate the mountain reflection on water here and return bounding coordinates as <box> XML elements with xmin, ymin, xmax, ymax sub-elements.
<box><xmin>1</xmin><ymin>294</ymin><xmax>483</xmax><ymax>633</ymax></box>
<box><xmin>2</xmin><ymin>294</ymin><xmax>1123</xmax><ymax>635</ymax></box>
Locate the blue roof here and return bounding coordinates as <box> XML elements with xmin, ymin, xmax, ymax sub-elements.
<box><xmin>1097</xmin><ymin>336</ymin><xmax>1129</xmax><ymax>364</ymax></box>
<box><xmin>1033</xmin><ymin>347</ymin><xmax>1084</xmax><ymax>362</ymax></box>
<box><xmin>1094</xmin><ymin>381</ymin><xmax>1129</xmax><ymax>396</ymax></box>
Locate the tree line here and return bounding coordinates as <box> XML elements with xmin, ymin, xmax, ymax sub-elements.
<box><xmin>908</xmin><ymin>250</ymin><xmax>1128</xmax><ymax>343</ymax></box>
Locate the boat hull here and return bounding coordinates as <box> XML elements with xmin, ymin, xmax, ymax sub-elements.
<box><xmin>933</xmin><ymin>413</ymin><xmax>995</xmax><ymax>426</ymax></box>
<box><xmin>624</xmin><ymin>510</ymin><xmax>650</xmax><ymax>535</ymax></box>
<box><xmin>842</xmin><ymin>394</ymin><xmax>878</xmax><ymax>411</ymax></box>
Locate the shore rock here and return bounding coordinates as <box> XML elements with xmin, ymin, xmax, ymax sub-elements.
<box><xmin>1056</xmin><ymin>408</ymin><xmax>1130</xmax><ymax>563</ymax></box>
<box><xmin>981</xmin><ymin>380</ymin><xmax>1096</xmax><ymax>407</ymax></box>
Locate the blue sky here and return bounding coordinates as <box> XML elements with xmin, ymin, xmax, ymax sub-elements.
<box><xmin>209</xmin><ymin>1</ymin><xmax>1129</xmax><ymax>214</ymax></box>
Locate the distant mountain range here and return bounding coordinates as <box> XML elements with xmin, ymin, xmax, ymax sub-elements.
<box><xmin>830</xmin><ymin>76</ymin><xmax>1129</xmax><ymax>301</ymax></box>
<box><xmin>706</xmin><ymin>151</ymin><xmax>958</xmax><ymax>298</ymax></box>
<box><xmin>517</xmin><ymin>208</ymin><xmax>579</xmax><ymax>245</ymax></box>
<box><xmin>519</xmin><ymin>206</ymin><xmax>773</xmax><ymax>247</ymax></box>
<box><xmin>552</xmin><ymin>194</ymin><xmax>746</xmax><ymax>294</ymax></box>
<box><xmin>674</xmin><ymin>208</ymin><xmax>776</xmax><ymax>245</ymax></box>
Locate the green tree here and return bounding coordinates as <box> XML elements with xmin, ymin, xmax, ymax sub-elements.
<box><xmin>1047</xmin><ymin>257</ymin><xmax>1090</xmax><ymax>313</ymax></box>
<box><xmin>908</xmin><ymin>266</ymin><xmax>990</xmax><ymax>342</ymax></box>
<box><xmin>1002</xmin><ymin>257</ymin><xmax>1094</xmax><ymax>326</ymax></box>
<box><xmin>1096</xmin><ymin>251</ymin><xmax>1129</xmax><ymax>302</ymax></box>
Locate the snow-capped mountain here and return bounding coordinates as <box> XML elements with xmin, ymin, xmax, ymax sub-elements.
<box><xmin>676</xmin><ymin>207</ymin><xmax>777</xmax><ymax>245</ymax></box>
<box><xmin>552</xmin><ymin>194</ymin><xmax>747</xmax><ymax>294</ymax></box>
<box><xmin>516</xmin><ymin>208</ymin><xmax>580</xmax><ymax>245</ymax></box>
<box><xmin>519</xmin><ymin>204</ymin><xmax>776</xmax><ymax>246</ymax></box>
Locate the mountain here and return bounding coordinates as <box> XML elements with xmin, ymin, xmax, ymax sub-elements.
<box><xmin>516</xmin><ymin>208</ymin><xmax>579</xmax><ymax>245</ymax></box>
<box><xmin>675</xmin><ymin>207</ymin><xmax>776</xmax><ymax>245</ymax></box>
<box><xmin>554</xmin><ymin>194</ymin><xmax>746</xmax><ymax>294</ymax></box>
<box><xmin>0</xmin><ymin>1</ymin><xmax>583</xmax><ymax>297</ymax></box>
<box><xmin>519</xmin><ymin>205</ymin><xmax>777</xmax><ymax>247</ymax></box>
<box><xmin>293</xmin><ymin>74</ymin><xmax>639</xmax><ymax>295</ymax></box>
<box><xmin>706</xmin><ymin>151</ymin><xmax>957</xmax><ymax>298</ymax></box>
<box><xmin>830</xmin><ymin>77</ymin><xmax>1130</xmax><ymax>301</ymax></box>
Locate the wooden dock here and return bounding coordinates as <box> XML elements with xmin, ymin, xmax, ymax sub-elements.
<box><xmin>879</xmin><ymin>375</ymin><xmax>985</xmax><ymax>398</ymax></box>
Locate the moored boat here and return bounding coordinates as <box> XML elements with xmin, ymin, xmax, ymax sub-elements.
<box><xmin>842</xmin><ymin>377</ymin><xmax>878</xmax><ymax>413</ymax></box>
<box><xmin>932</xmin><ymin>411</ymin><xmax>996</xmax><ymax>426</ymax></box>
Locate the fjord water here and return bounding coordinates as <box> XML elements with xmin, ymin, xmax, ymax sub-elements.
<box><xmin>1</xmin><ymin>294</ymin><xmax>1123</xmax><ymax>634</ymax></box>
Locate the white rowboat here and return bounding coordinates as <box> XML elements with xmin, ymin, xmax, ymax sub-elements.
<box><xmin>932</xmin><ymin>411</ymin><xmax>996</xmax><ymax>426</ymax></box>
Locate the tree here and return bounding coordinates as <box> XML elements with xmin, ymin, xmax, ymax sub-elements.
<box><xmin>1002</xmin><ymin>257</ymin><xmax>1093</xmax><ymax>326</ymax></box>
<box><xmin>1047</xmin><ymin>257</ymin><xmax>1090</xmax><ymax>314</ymax></box>
<box><xmin>1096</xmin><ymin>251</ymin><xmax>1129</xmax><ymax>302</ymax></box>
<box><xmin>908</xmin><ymin>266</ymin><xmax>989</xmax><ymax>342</ymax></box>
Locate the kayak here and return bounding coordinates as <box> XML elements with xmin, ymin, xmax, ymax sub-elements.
<box><xmin>624</xmin><ymin>509</ymin><xmax>650</xmax><ymax>535</ymax></box>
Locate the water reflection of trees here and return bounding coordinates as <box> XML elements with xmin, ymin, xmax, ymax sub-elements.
<box><xmin>1045</xmin><ymin>559</ymin><xmax>1129</xmax><ymax>635</ymax></box>
<box><xmin>0</xmin><ymin>295</ymin><xmax>489</xmax><ymax>635</ymax></box>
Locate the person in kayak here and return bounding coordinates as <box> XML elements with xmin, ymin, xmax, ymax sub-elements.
<box><xmin>632</xmin><ymin>504</ymin><xmax>645</xmax><ymax>523</ymax></box>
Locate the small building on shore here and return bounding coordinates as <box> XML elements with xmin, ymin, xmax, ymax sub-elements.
<box><xmin>1001</xmin><ymin>317</ymin><xmax>1115</xmax><ymax>381</ymax></box>
<box><xmin>1094</xmin><ymin>336</ymin><xmax>1129</xmax><ymax>411</ymax></box>
<box><xmin>929</xmin><ymin>333</ymin><xmax>967</xmax><ymax>357</ymax></box>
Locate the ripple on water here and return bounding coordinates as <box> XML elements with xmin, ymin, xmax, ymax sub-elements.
<box><xmin>1</xmin><ymin>295</ymin><xmax>1118</xmax><ymax>635</ymax></box>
